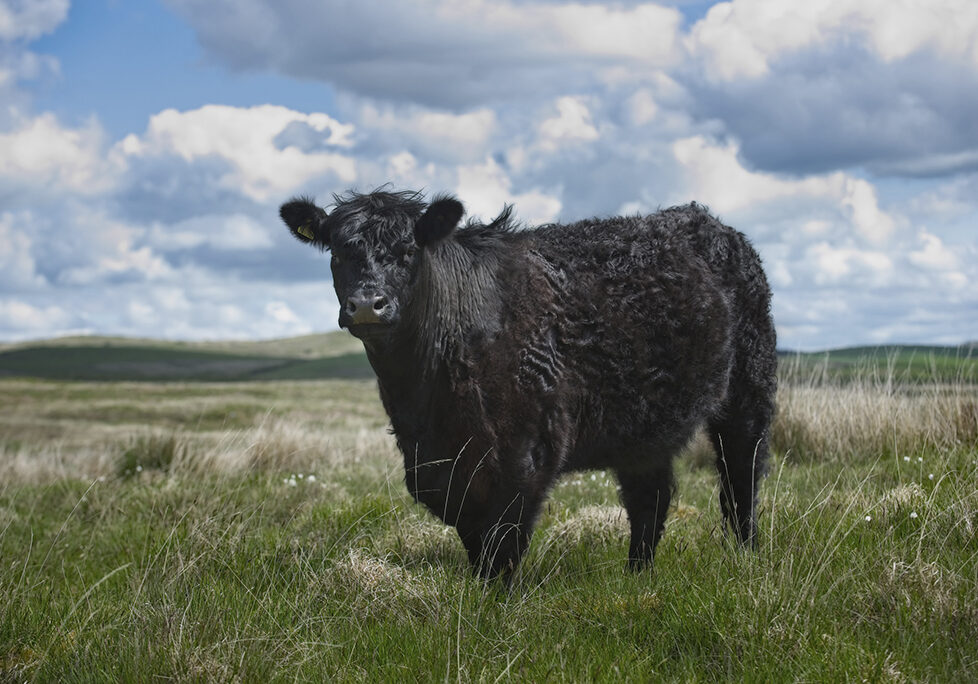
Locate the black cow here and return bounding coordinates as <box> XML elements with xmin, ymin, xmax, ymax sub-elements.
<box><xmin>280</xmin><ymin>190</ymin><xmax>777</xmax><ymax>580</ymax></box>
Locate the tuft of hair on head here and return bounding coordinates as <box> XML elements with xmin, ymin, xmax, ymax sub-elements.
<box><xmin>414</xmin><ymin>195</ymin><xmax>464</xmax><ymax>248</ymax></box>
<box><xmin>280</xmin><ymin>196</ymin><xmax>330</xmax><ymax>247</ymax></box>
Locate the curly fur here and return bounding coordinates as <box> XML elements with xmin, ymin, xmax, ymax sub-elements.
<box><xmin>280</xmin><ymin>190</ymin><xmax>777</xmax><ymax>580</ymax></box>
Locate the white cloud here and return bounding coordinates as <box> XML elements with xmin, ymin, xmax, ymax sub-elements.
<box><xmin>40</xmin><ymin>206</ymin><xmax>172</xmax><ymax>287</ymax></box>
<box><xmin>0</xmin><ymin>49</ymin><xmax>59</xmax><ymax>87</ymax></box>
<box><xmin>838</xmin><ymin>177</ymin><xmax>896</xmax><ymax>243</ymax></box>
<box><xmin>538</xmin><ymin>96</ymin><xmax>600</xmax><ymax>152</ymax></box>
<box><xmin>0</xmin><ymin>0</ymin><xmax>69</xmax><ymax>41</ymax></box>
<box><xmin>626</xmin><ymin>89</ymin><xmax>659</xmax><ymax>126</ymax></box>
<box><xmin>672</xmin><ymin>136</ymin><xmax>896</xmax><ymax>242</ymax></box>
<box><xmin>537</xmin><ymin>2</ymin><xmax>681</xmax><ymax>63</ymax></box>
<box><xmin>0</xmin><ymin>299</ymin><xmax>70</xmax><ymax>335</ymax></box>
<box><xmin>456</xmin><ymin>157</ymin><xmax>561</xmax><ymax>225</ymax></box>
<box><xmin>908</xmin><ymin>231</ymin><xmax>957</xmax><ymax>270</ymax></box>
<box><xmin>672</xmin><ymin>135</ymin><xmax>797</xmax><ymax>211</ymax></box>
<box><xmin>358</xmin><ymin>104</ymin><xmax>497</xmax><ymax>163</ymax></box>
<box><xmin>908</xmin><ymin>230</ymin><xmax>964</xmax><ymax>288</ymax></box>
<box><xmin>0</xmin><ymin>112</ymin><xmax>119</xmax><ymax>194</ymax></box>
<box><xmin>807</xmin><ymin>242</ymin><xmax>894</xmax><ymax>287</ymax></box>
<box><xmin>60</xmin><ymin>246</ymin><xmax>172</xmax><ymax>286</ymax></box>
<box><xmin>689</xmin><ymin>0</ymin><xmax>978</xmax><ymax>82</ymax></box>
<box><xmin>122</xmin><ymin>105</ymin><xmax>357</xmax><ymax>202</ymax></box>
<box><xmin>265</xmin><ymin>300</ymin><xmax>301</xmax><ymax>326</ymax></box>
<box><xmin>166</xmin><ymin>0</ymin><xmax>683</xmax><ymax>107</ymax></box>
<box><xmin>148</xmin><ymin>214</ymin><xmax>273</xmax><ymax>252</ymax></box>
<box><xmin>769</xmin><ymin>260</ymin><xmax>792</xmax><ymax>288</ymax></box>
<box><xmin>0</xmin><ymin>212</ymin><xmax>45</xmax><ymax>288</ymax></box>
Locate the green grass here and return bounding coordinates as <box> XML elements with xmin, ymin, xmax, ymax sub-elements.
<box><xmin>1</xmin><ymin>353</ymin><xmax>977</xmax><ymax>680</ymax></box>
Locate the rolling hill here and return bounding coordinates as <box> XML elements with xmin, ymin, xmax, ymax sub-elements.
<box><xmin>0</xmin><ymin>334</ymin><xmax>974</xmax><ymax>383</ymax></box>
<box><xmin>0</xmin><ymin>332</ymin><xmax>373</xmax><ymax>381</ymax></box>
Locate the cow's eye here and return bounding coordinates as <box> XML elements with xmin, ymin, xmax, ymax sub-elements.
<box><xmin>397</xmin><ymin>244</ymin><xmax>415</xmax><ymax>266</ymax></box>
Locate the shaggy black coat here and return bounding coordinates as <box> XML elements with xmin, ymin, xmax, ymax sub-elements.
<box><xmin>280</xmin><ymin>190</ymin><xmax>777</xmax><ymax>580</ymax></box>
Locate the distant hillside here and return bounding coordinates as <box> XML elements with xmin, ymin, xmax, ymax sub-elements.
<box><xmin>777</xmin><ymin>344</ymin><xmax>977</xmax><ymax>383</ymax></box>
<box><xmin>0</xmin><ymin>334</ymin><xmax>974</xmax><ymax>383</ymax></box>
<box><xmin>0</xmin><ymin>332</ymin><xmax>373</xmax><ymax>382</ymax></box>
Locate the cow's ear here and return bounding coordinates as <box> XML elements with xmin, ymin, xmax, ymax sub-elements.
<box><xmin>415</xmin><ymin>196</ymin><xmax>464</xmax><ymax>247</ymax></box>
<box><xmin>280</xmin><ymin>197</ymin><xmax>330</xmax><ymax>247</ymax></box>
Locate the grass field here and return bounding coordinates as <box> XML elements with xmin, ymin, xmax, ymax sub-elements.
<box><xmin>1</xmin><ymin>338</ymin><xmax>976</xmax><ymax>680</ymax></box>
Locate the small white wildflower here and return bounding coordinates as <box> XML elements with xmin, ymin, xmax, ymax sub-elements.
<box><xmin>917</xmin><ymin>457</ymin><xmax>923</xmax><ymax>463</ymax></box>
<box><xmin>283</xmin><ymin>478</ymin><xmax>290</xmax><ymax>485</ymax></box>
<box><xmin>903</xmin><ymin>456</ymin><xmax>910</xmax><ymax>462</ymax></box>
<box><xmin>288</xmin><ymin>479</ymin><xmax>298</xmax><ymax>487</ymax></box>
<box><xmin>928</xmin><ymin>473</ymin><xmax>934</xmax><ymax>480</ymax></box>
<box><xmin>297</xmin><ymin>473</ymin><xmax>304</xmax><ymax>479</ymax></box>
<box><xmin>909</xmin><ymin>511</ymin><xmax>918</xmax><ymax>519</ymax></box>
<box><xmin>864</xmin><ymin>515</ymin><xmax>872</xmax><ymax>522</ymax></box>
<box><xmin>590</xmin><ymin>473</ymin><xmax>597</xmax><ymax>481</ymax></box>
<box><xmin>97</xmin><ymin>476</ymin><xmax>106</xmax><ymax>483</ymax></box>
<box><xmin>307</xmin><ymin>474</ymin><xmax>316</xmax><ymax>483</ymax></box>
<box><xmin>135</xmin><ymin>465</ymin><xmax>143</xmax><ymax>472</ymax></box>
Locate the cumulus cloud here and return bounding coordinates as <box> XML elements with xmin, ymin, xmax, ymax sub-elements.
<box><xmin>537</xmin><ymin>96</ymin><xmax>600</xmax><ymax>152</ymax></box>
<box><xmin>806</xmin><ymin>243</ymin><xmax>894</xmax><ymax>287</ymax></box>
<box><xmin>0</xmin><ymin>0</ymin><xmax>69</xmax><ymax>42</ymax></box>
<box><xmin>688</xmin><ymin>0</ymin><xmax>978</xmax><ymax>82</ymax></box>
<box><xmin>165</xmin><ymin>0</ymin><xmax>978</xmax><ymax>181</ymax></box>
<box><xmin>355</xmin><ymin>104</ymin><xmax>497</xmax><ymax>163</ymax></box>
<box><xmin>0</xmin><ymin>49</ymin><xmax>59</xmax><ymax>87</ymax></box>
<box><xmin>687</xmin><ymin>48</ymin><xmax>978</xmax><ymax>177</ymax></box>
<box><xmin>672</xmin><ymin>136</ymin><xmax>896</xmax><ymax>243</ymax></box>
<box><xmin>0</xmin><ymin>112</ymin><xmax>119</xmax><ymax>197</ymax></box>
<box><xmin>120</xmin><ymin>105</ymin><xmax>356</xmax><ymax>203</ymax></box>
<box><xmin>0</xmin><ymin>299</ymin><xmax>71</xmax><ymax>338</ymax></box>
<box><xmin>0</xmin><ymin>211</ymin><xmax>45</xmax><ymax>289</ymax></box>
<box><xmin>456</xmin><ymin>157</ymin><xmax>561</xmax><ymax>225</ymax></box>
<box><xmin>683</xmin><ymin>1</ymin><xmax>978</xmax><ymax>177</ymax></box>
<box><xmin>164</xmin><ymin>0</ymin><xmax>682</xmax><ymax>107</ymax></box>
<box><xmin>147</xmin><ymin>214</ymin><xmax>274</xmax><ymax>252</ymax></box>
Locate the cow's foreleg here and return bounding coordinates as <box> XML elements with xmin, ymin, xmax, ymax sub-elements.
<box><xmin>456</xmin><ymin>488</ymin><xmax>542</xmax><ymax>581</ymax></box>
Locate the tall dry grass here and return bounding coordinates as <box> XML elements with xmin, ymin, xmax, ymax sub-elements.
<box><xmin>773</xmin><ymin>355</ymin><xmax>978</xmax><ymax>462</ymax></box>
<box><xmin>1</xmin><ymin>360</ymin><xmax>975</xmax><ymax>484</ymax></box>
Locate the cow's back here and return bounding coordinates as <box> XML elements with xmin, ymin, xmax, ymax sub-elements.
<box><xmin>500</xmin><ymin>210</ymin><xmax>737</xmax><ymax>469</ymax></box>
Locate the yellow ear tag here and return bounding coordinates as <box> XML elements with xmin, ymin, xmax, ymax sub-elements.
<box><xmin>296</xmin><ymin>223</ymin><xmax>315</xmax><ymax>240</ymax></box>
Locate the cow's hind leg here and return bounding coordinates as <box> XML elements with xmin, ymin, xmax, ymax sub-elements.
<box><xmin>616</xmin><ymin>464</ymin><xmax>674</xmax><ymax>570</ymax></box>
<box><xmin>708</xmin><ymin>399</ymin><xmax>772</xmax><ymax>548</ymax></box>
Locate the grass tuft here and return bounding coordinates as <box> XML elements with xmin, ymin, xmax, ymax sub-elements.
<box><xmin>116</xmin><ymin>434</ymin><xmax>186</xmax><ymax>477</ymax></box>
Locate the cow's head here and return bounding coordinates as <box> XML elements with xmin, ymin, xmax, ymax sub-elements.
<box><xmin>280</xmin><ymin>191</ymin><xmax>464</xmax><ymax>341</ymax></box>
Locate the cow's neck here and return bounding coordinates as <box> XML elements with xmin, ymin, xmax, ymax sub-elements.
<box><xmin>360</xmin><ymin>237</ymin><xmax>503</xmax><ymax>428</ymax></box>
<box><xmin>405</xmin><ymin>238</ymin><xmax>503</xmax><ymax>374</ymax></box>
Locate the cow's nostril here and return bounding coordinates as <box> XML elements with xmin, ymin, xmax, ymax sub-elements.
<box><xmin>345</xmin><ymin>300</ymin><xmax>357</xmax><ymax>315</ymax></box>
<box><xmin>373</xmin><ymin>296</ymin><xmax>388</xmax><ymax>312</ymax></box>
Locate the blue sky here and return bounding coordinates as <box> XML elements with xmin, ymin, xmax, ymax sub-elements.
<box><xmin>1</xmin><ymin>0</ymin><xmax>976</xmax><ymax>350</ymax></box>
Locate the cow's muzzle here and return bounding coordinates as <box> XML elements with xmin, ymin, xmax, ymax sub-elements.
<box><xmin>341</xmin><ymin>292</ymin><xmax>394</xmax><ymax>327</ymax></box>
